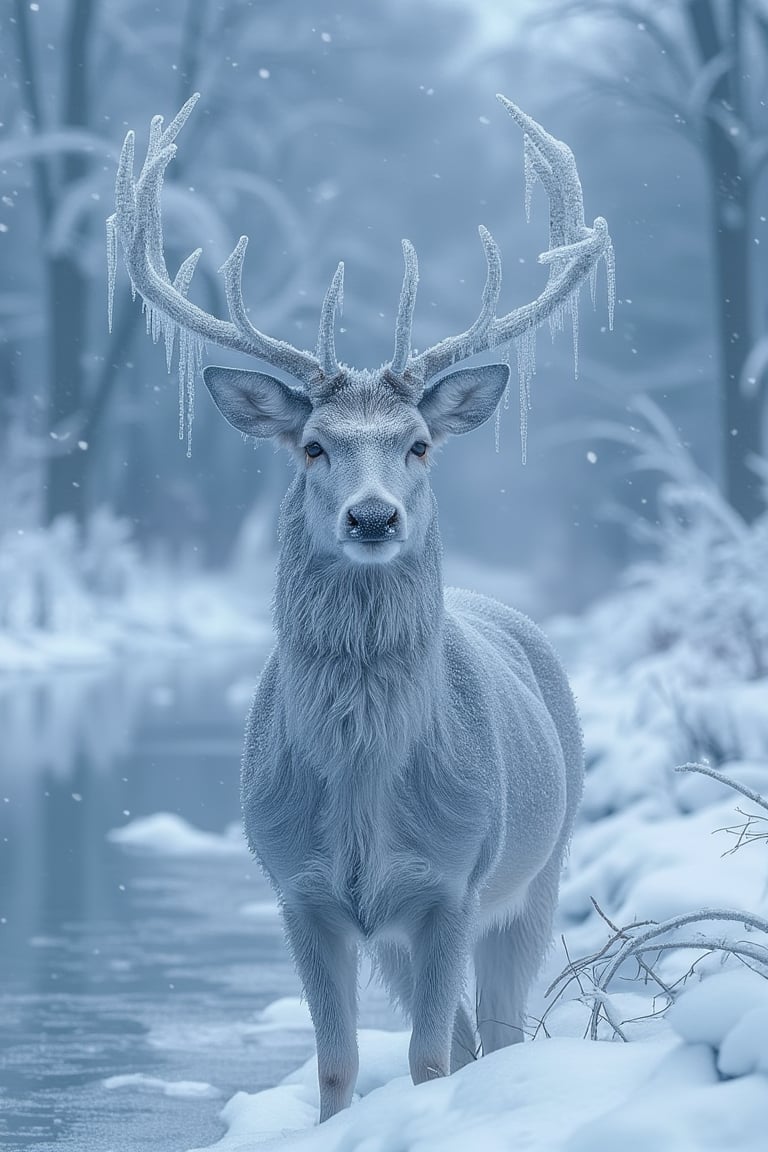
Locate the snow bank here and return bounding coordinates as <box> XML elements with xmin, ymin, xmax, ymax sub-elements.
<box><xmin>186</xmin><ymin>1028</ymin><xmax>683</xmax><ymax>1152</ymax></box>
<box><xmin>560</xmin><ymin>797</ymin><xmax>768</xmax><ymax>933</ymax></box>
<box><xmin>107</xmin><ymin>813</ymin><xmax>247</xmax><ymax>857</ymax></box>
<box><xmin>669</xmin><ymin>969</ymin><xmax>768</xmax><ymax>1077</ymax></box>
<box><xmin>566</xmin><ymin>1045</ymin><xmax>765</xmax><ymax>1152</ymax></box>
<box><xmin>190</xmin><ymin>973</ymin><xmax>768</xmax><ymax>1151</ymax></box>
<box><xmin>255</xmin><ymin>998</ymin><xmax>313</xmax><ymax>1032</ymax></box>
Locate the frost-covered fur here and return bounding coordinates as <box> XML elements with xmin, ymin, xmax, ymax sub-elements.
<box><xmin>205</xmin><ymin>363</ymin><xmax>584</xmax><ymax>1122</ymax></box>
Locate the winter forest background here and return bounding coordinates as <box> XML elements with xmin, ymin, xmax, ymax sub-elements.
<box><xmin>2</xmin><ymin>2</ymin><xmax>768</xmax><ymax>1151</ymax></box>
<box><xmin>6</xmin><ymin>0</ymin><xmax>768</xmax><ymax>627</ymax></box>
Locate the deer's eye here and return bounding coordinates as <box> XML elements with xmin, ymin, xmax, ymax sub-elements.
<box><xmin>410</xmin><ymin>440</ymin><xmax>428</xmax><ymax>458</ymax></box>
<box><xmin>304</xmin><ymin>442</ymin><xmax>324</xmax><ymax>461</ymax></box>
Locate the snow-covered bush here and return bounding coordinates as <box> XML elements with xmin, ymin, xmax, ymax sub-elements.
<box><xmin>537</xmin><ymin>402</ymin><xmax>768</xmax><ymax>1083</ymax></box>
<box><xmin>547</xmin><ymin>396</ymin><xmax>768</xmax><ymax>833</ymax></box>
<box><xmin>0</xmin><ymin>512</ymin><xmax>140</xmax><ymax>633</ymax></box>
<box><xmin>566</xmin><ymin>397</ymin><xmax>768</xmax><ymax>685</ymax></box>
<box><xmin>0</xmin><ymin>508</ymin><xmax>271</xmax><ymax>670</ymax></box>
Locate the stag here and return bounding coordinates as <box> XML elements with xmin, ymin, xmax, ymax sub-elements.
<box><xmin>109</xmin><ymin>94</ymin><xmax>612</xmax><ymax>1122</ymax></box>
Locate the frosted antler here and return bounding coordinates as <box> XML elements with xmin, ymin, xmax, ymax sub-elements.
<box><xmin>107</xmin><ymin>94</ymin><xmax>333</xmax><ymax>451</ymax></box>
<box><xmin>405</xmin><ymin>96</ymin><xmax>615</xmax><ymax>457</ymax></box>
<box><xmin>108</xmin><ymin>94</ymin><xmax>613</xmax><ymax>458</ymax></box>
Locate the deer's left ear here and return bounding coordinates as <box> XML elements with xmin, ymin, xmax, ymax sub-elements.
<box><xmin>203</xmin><ymin>366</ymin><xmax>312</xmax><ymax>443</ymax></box>
<box><xmin>417</xmin><ymin>363</ymin><xmax>510</xmax><ymax>440</ymax></box>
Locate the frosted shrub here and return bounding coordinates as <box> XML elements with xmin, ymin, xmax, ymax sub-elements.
<box><xmin>575</xmin><ymin>400</ymin><xmax>768</xmax><ymax>684</ymax></box>
<box><xmin>0</xmin><ymin>507</ymin><xmax>273</xmax><ymax>667</ymax></box>
<box><xmin>622</xmin><ymin>503</ymin><xmax>768</xmax><ymax>682</ymax></box>
<box><xmin>77</xmin><ymin>507</ymin><xmax>142</xmax><ymax>600</ymax></box>
<box><xmin>0</xmin><ymin>511</ymin><xmax>139</xmax><ymax>632</ymax></box>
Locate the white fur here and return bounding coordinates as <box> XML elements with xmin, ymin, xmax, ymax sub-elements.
<box><xmin>342</xmin><ymin>541</ymin><xmax>403</xmax><ymax>565</ymax></box>
<box><xmin>204</xmin><ymin>363</ymin><xmax>584</xmax><ymax>1122</ymax></box>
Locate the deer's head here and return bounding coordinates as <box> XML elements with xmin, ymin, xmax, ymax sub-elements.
<box><xmin>203</xmin><ymin>359</ymin><xmax>508</xmax><ymax>565</ymax></box>
<box><xmin>108</xmin><ymin>93</ymin><xmax>613</xmax><ymax>567</ymax></box>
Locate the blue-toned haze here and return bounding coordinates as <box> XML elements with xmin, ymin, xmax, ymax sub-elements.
<box><xmin>1</xmin><ymin>2</ymin><xmax>767</xmax><ymax>1150</ymax></box>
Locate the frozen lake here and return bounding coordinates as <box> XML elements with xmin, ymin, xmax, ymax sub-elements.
<box><xmin>0</xmin><ymin>650</ymin><xmax>395</xmax><ymax>1151</ymax></box>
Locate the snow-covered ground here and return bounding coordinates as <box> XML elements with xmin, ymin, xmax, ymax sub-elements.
<box><xmin>184</xmin><ymin>1006</ymin><xmax>766</xmax><ymax>1152</ymax></box>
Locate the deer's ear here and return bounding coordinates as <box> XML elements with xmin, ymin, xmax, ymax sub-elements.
<box><xmin>417</xmin><ymin>363</ymin><xmax>510</xmax><ymax>440</ymax></box>
<box><xmin>203</xmin><ymin>366</ymin><xmax>312</xmax><ymax>443</ymax></box>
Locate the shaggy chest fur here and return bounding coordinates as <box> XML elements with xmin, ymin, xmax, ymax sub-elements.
<box><xmin>276</xmin><ymin>651</ymin><xmax>462</xmax><ymax>936</ymax></box>
<box><xmin>288</xmin><ymin>779</ymin><xmax>481</xmax><ymax>943</ymax></box>
<box><xmin>244</xmin><ymin>631</ymin><xmax>505</xmax><ymax>938</ymax></box>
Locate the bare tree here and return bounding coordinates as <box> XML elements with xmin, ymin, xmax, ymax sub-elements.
<box><xmin>12</xmin><ymin>0</ymin><xmax>94</xmax><ymax>522</ymax></box>
<box><xmin>543</xmin><ymin>0</ymin><xmax>768</xmax><ymax>522</ymax></box>
<box><xmin>5</xmin><ymin>0</ymin><xmax>328</xmax><ymax>528</ymax></box>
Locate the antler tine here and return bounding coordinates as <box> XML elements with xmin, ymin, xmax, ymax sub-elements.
<box><xmin>174</xmin><ymin>247</ymin><xmax>202</xmax><ymax>294</ymax></box>
<box><xmin>218</xmin><ymin>236</ymin><xmax>321</xmax><ymax>381</ymax></box>
<box><xmin>498</xmin><ymin>96</ymin><xmax>586</xmax><ymax>246</ymax></box>
<box><xmin>399</xmin><ymin>225</ymin><xmax>501</xmax><ymax>389</ymax></box>
<box><xmin>110</xmin><ymin>95</ymin><xmax>322</xmax><ymax>399</ymax></box>
<box><xmin>466</xmin><ymin>225</ymin><xmax>502</xmax><ymax>343</ymax></box>
<box><xmin>126</xmin><ymin>141</ymin><xmax>230</xmax><ymax>337</ymax></box>
<box><xmin>158</xmin><ymin>93</ymin><xmax>200</xmax><ymax>152</ymax></box>
<box><xmin>316</xmin><ymin>262</ymin><xmax>344</xmax><ymax>379</ymax></box>
<box><xmin>409</xmin><ymin>96</ymin><xmax>613</xmax><ymax>387</ymax></box>
<box><xmin>391</xmin><ymin>239</ymin><xmax>419</xmax><ymax>375</ymax></box>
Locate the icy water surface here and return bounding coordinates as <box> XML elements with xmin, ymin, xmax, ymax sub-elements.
<box><xmin>0</xmin><ymin>651</ymin><xmax>394</xmax><ymax>1151</ymax></box>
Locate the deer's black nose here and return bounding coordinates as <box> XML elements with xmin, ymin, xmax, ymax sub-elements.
<box><xmin>345</xmin><ymin>499</ymin><xmax>399</xmax><ymax>542</ymax></box>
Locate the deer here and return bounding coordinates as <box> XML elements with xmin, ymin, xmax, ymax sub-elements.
<box><xmin>108</xmin><ymin>93</ymin><xmax>613</xmax><ymax>1122</ymax></box>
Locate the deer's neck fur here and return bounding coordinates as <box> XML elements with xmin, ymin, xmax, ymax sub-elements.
<box><xmin>274</xmin><ymin>475</ymin><xmax>445</xmax><ymax>778</ymax></box>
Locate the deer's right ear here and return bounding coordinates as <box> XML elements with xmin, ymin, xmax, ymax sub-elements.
<box><xmin>203</xmin><ymin>366</ymin><xmax>312</xmax><ymax>443</ymax></box>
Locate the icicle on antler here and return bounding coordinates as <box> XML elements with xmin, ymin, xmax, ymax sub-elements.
<box><xmin>394</xmin><ymin>95</ymin><xmax>615</xmax><ymax>460</ymax></box>
<box><xmin>106</xmin><ymin>94</ymin><xmax>334</xmax><ymax>453</ymax></box>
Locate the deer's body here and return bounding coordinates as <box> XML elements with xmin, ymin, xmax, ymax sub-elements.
<box><xmin>111</xmin><ymin>93</ymin><xmax>610</xmax><ymax>1121</ymax></box>
<box><xmin>247</xmin><ymin>480</ymin><xmax>580</xmax><ymax>948</ymax></box>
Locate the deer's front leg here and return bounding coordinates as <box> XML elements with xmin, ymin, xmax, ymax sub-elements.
<box><xmin>282</xmin><ymin>906</ymin><xmax>359</xmax><ymax>1122</ymax></box>
<box><xmin>408</xmin><ymin>903</ymin><xmax>470</xmax><ymax>1084</ymax></box>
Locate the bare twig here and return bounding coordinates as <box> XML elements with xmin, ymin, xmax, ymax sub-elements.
<box><xmin>590</xmin><ymin>991</ymin><xmax>629</xmax><ymax>1041</ymax></box>
<box><xmin>675</xmin><ymin>762</ymin><xmax>768</xmax><ymax>814</ymax></box>
<box><xmin>588</xmin><ymin>909</ymin><xmax>768</xmax><ymax>1038</ymax></box>
<box><xmin>540</xmin><ymin>902</ymin><xmax>768</xmax><ymax>1044</ymax></box>
<box><xmin>715</xmin><ymin>807</ymin><xmax>768</xmax><ymax>855</ymax></box>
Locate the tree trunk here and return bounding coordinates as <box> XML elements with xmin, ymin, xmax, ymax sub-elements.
<box><xmin>709</xmin><ymin>179</ymin><xmax>764</xmax><ymax>522</ymax></box>
<box><xmin>44</xmin><ymin>0</ymin><xmax>95</xmax><ymax>525</ymax></box>
<box><xmin>690</xmin><ymin>0</ymin><xmax>765</xmax><ymax>521</ymax></box>
<box><xmin>45</xmin><ymin>255</ymin><xmax>89</xmax><ymax>522</ymax></box>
